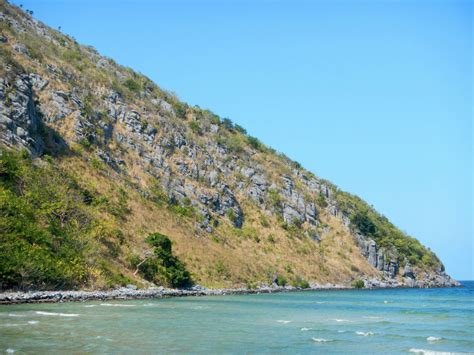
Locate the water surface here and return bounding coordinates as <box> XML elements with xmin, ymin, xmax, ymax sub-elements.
<box><xmin>1</xmin><ymin>282</ymin><xmax>473</xmax><ymax>354</ymax></box>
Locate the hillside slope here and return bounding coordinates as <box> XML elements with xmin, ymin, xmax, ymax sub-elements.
<box><xmin>0</xmin><ymin>1</ymin><xmax>458</xmax><ymax>291</ymax></box>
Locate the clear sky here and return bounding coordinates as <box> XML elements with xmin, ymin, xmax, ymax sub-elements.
<box><xmin>13</xmin><ymin>0</ymin><xmax>472</xmax><ymax>279</ymax></box>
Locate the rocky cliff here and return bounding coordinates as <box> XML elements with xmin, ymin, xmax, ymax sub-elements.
<box><xmin>0</xmin><ymin>1</ymin><xmax>458</xmax><ymax>290</ymax></box>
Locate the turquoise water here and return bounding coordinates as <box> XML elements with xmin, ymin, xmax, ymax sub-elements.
<box><xmin>1</xmin><ymin>282</ymin><xmax>473</xmax><ymax>354</ymax></box>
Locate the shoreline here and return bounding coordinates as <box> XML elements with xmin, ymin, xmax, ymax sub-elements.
<box><xmin>0</xmin><ymin>283</ymin><xmax>462</xmax><ymax>305</ymax></box>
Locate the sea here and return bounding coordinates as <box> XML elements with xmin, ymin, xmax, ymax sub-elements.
<box><xmin>1</xmin><ymin>281</ymin><xmax>473</xmax><ymax>354</ymax></box>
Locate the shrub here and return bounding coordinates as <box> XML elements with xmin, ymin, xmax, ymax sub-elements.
<box><xmin>226</xmin><ymin>135</ymin><xmax>245</xmax><ymax>154</ymax></box>
<box><xmin>123</xmin><ymin>78</ymin><xmax>141</xmax><ymax>93</ymax></box>
<box><xmin>350</xmin><ymin>211</ymin><xmax>376</xmax><ymax>236</ymax></box>
<box><xmin>221</xmin><ymin>118</ymin><xmax>234</xmax><ymax>130</ymax></box>
<box><xmin>316</xmin><ymin>193</ymin><xmax>328</xmax><ymax>208</ymax></box>
<box><xmin>226</xmin><ymin>209</ymin><xmax>237</xmax><ymax>224</ymax></box>
<box><xmin>291</xmin><ymin>276</ymin><xmax>310</xmax><ymax>289</ymax></box>
<box><xmin>136</xmin><ymin>232</ymin><xmax>191</xmax><ymax>288</ymax></box>
<box><xmin>352</xmin><ymin>279</ymin><xmax>365</xmax><ymax>289</ymax></box>
<box><xmin>169</xmin><ymin>203</ymin><xmax>195</xmax><ymax>218</ymax></box>
<box><xmin>234</xmin><ymin>124</ymin><xmax>247</xmax><ymax>134</ymax></box>
<box><xmin>189</xmin><ymin>121</ymin><xmax>202</xmax><ymax>135</ymax></box>
<box><xmin>247</xmin><ymin>136</ymin><xmax>262</xmax><ymax>150</ymax></box>
<box><xmin>276</xmin><ymin>275</ymin><xmax>287</xmax><ymax>286</ymax></box>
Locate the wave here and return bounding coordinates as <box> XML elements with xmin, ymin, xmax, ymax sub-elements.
<box><xmin>300</xmin><ymin>327</ymin><xmax>312</xmax><ymax>331</ymax></box>
<box><xmin>356</xmin><ymin>331</ymin><xmax>374</xmax><ymax>336</ymax></box>
<box><xmin>312</xmin><ymin>338</ymin><xmax>332</xmax><ymax>343</ymax></box>
<box><xmin>100</xmin><ymin>303</ymin><xmax>136</xmax><ymax>307</ymax></box>
<box><xmin>83</xmin><ymin>305</ymin><xmax>96</xmax><ymax>308</ymax></box>
<box><xmin>409</xmin><ymin>348</ymin><xmax>464</xmax><ymax>355</ymax></box>
<box><xmin>427</xmin><ymin>336</ymin><xmax>442</xmax><ymax>342</ymax></box>
<box><xmin>36</xmin><ymin>311</ymin><xmax>79</xmax><ymax>317</ymax></box>
<box><xmin>5</xmin><ymin>349</ymin><xmax>15</xmax><ymax>354</ymax></box>
<box><xmin>8</xmin><ymin>313</ymin><xmax>25</xmax><ymax>317</ymax></box>
<box><xmin>277</xmin><ymin>320</ymin><xmax>291</xmax><ymax>324</ymax></box>
<box><xmin>331</xmin><ymin>319</ymin><xmax>353</xmax><ymax>323</ymax></box>
<box><xmin>27</xmin><ymin>320</ymin><xmax>39</xmax><ymax>325</ymax></box>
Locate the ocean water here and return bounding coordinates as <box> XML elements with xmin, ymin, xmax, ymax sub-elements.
<box><xmin>1</xmin><ymin>282</ymin><xmax>473</xmax><ymax>354</ymax></box>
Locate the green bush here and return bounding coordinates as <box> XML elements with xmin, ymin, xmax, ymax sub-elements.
<box><xmin>352</xmin><ymin>279</ymin><xmax>365</xmax><ymax>289</ymax></box>
<box><xmin>234</xmin><ymin>124</ymin><xmax>247</xmax><ymax>134</ymax></box>
<box><xmin>221</xmin><ymin>118</ymin><xmax>234</xmax><ymax>130</ymax></box>
<box><xmin>316</xmin><ymin>193</ymin><xmax>328</xmax><ymax>208</ymax></box>
<box><xmin>247</xmin><ymin>136</ymin><xmax>262</xmax><ymax>150</ymax></box>
<box><xmin>276</xmin><ymin>275</ymin><xmax>287</xmax><ymax>286</ymax></box>
<box><xmin>136</xmin><ymin>232</ymin><xmax>191</xmax><ymax>288</ymax></box>
<box><xmin>291</xmin><ymin>276</ymin><xmax>310</xmax><ymax>289</ymax></box>
<box><xmin>350</xmin><ymin>211</ymin><xmax>376</xmax><ymax>236</ymax></box>
<box><xmin>225</xmin><ymin>135</ymin><xmax>245</xmax><ymax>154</ymax></box>
<box><xmin>123</xmin><ymin>78</ymin><xmax>141</xmax><ymax>93</ymax></box>
<box><xmin>189</xmin><ymin>121</ymin><xmax>202</xmax><ymax>135</ymax></box>
<box><xmin>0</xmin><ymin>151</ymin><xmax>92</xmax><ymax>290</ymax></box>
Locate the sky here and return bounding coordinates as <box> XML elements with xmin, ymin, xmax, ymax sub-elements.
<box><xmin>13</xmin><ymin>0</ymin><xmax>472</xmax><ymax>279</ymax></box>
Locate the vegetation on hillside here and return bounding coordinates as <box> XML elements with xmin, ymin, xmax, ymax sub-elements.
<box><xmin>132</xmin><ymin>232</ymin><xmax>191</xmax><ymax>288</ymax></box>
<box><xmin>334</xmin><ymin>190</ymin><xmax>441</xmax><ymax>268</ymax></box>
<box><xmin>0</xmin><ymin>150</ymin><xmax>198</xmax><ymax>291</ymax></box>
<box><xmin>0</xmin><ymin>0</ymin><xmax>448</xmax><ymax>292</ymax></box>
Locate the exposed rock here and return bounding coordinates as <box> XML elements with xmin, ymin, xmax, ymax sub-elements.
<box><xmin>0</xmin><ymin>74</ymin><xmax>44</xmax><ymax>155</ymax></box>
<box><xmin>403</xmin><ymin>262</ymin><xmax>415</xmax><ymax>279</ymax></box>
<box><xmin>283</xmin><ymin>204</ymin><xmax>303</xmax><ymax>225</ymax></box>
<box><xmin>13</xmin><ymin>42</ymin><xmax>28</xmax><ymax>56</ymax></box>
<box><xmin>29</xmin><ymin>73</ymin><xmax>48</xmax><ymax>91</ymax></box>
<box><xmin>367</xmin><ymin>240</ymin><xmax>377</xmax><ymax>267</ymax></box>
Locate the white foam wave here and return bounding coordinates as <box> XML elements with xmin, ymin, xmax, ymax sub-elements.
<box><xmin>315</xmin><ymin>301</ymin><xmax>327</xmax><ymax>304</ymax></box>
<box><xmin>27</xmin><ymin>320</ymin><xmax>39</xmax><ymax>325</ymax></box>
<box><xmin>409</xmin><ymin>349</ymin><xmax>461</xmax><ymax>355</ymax></box>
<box><xmin>427</xmin><ymin>336</ymin><xmax>442</xmax><ymax>342</ymax></box>
<box><xmin>100</xmin><ymin>303</ymin><xmax>136</xmax><ymax>307</ymax></box>
<box><xmin>5</xmin><ymin>349</ymin><xmax>15</xmax><ymax>354</ymax></box>
<box><xmin>331</xmin><ymin>319</ymin><xmax>353</xmax><ymax>323</ymax></box>
<box><xmin>36</xmin><ymin>311</ymin><xmax>79</xmax><ymax>317</ymax></box>
<box><xmin>8</xmin><ymin>314</ymin><xmax>25</xmax><ymax>318</ymax></box>
<box><xmin>383</xmin><ymin>300</ymin><xmax>389</xmax><ymax>304</ymax></box>
<box><xmin>363</xmin><ymin>316</ymin><xmax>382</xmax><ymax>319</ymax></box>
<box><xmin>301</xmin><ymin>327</ymin><xmax>312</xmax><ymax>331</ymax></box>
<box><xmin>83</xmin><ymin>305</ymin><xmax>96</xmax><ymax>308</ymax></box>
<box><xmin>312</xmin><ymin>338</ymin><xmax>332</xmax><ymax>343</ymax></box>
<box><xmin>356</xmin><ymin>331</ymin><xmax>374</xmax><ymax>336</ymax></box>
<box><xmin>277</xmin><ymin>320</ymin><xmax>291</xmax><ymax>324</ymax></box>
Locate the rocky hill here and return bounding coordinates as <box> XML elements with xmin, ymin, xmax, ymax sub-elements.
<box><xmin>0</xmin><ymin>0</ymin><xmax>458</xmax><ymax>291</ymax></box>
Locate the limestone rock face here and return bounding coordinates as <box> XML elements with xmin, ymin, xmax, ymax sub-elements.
<box><xmin>0</xmin><ymin>74</ymin><xmax>44</xmax><ymax>156</ymax></box>
<box><xmin>403</xmin><ymin>262</ymin><xmax>415</xmax><ymax>279</ymax></box>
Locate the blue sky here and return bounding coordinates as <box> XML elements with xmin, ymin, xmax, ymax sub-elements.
<box><xmin>14</xmin><ymin>0</ymin><xmax>472</xmax><ymax>279</ymax></box>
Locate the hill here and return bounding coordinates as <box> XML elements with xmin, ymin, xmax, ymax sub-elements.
<box><xmin>0</xmin><ymin>0</ymin><xmax>457</xmax><ymax>291</ymax></box>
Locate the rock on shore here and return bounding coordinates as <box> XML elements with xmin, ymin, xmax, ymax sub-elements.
<box><xmin>0</xmin><ymin>279</ymin><xmax>461</xmax><ymax>305</ymax></box>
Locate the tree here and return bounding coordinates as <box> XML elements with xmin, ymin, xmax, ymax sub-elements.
<box><xmin>135</xmin><ymin>232</ymin><xmax>192</xmax><ymax>288</ymax></box>
<box><xmin>350</xmin><ymin>211</ymin><xmax>376</xmax><ymax>236</ymax></box>
<box><xmin>222</xmin><ymin>118</ymin><xmax>234</xmax><ymax>130</ymax></box>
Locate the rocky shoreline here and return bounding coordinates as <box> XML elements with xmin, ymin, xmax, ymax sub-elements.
<box><xmin>0</xmin><ymin>280</ymin><xmax>462</xmax><ymax>305</ymax></box>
